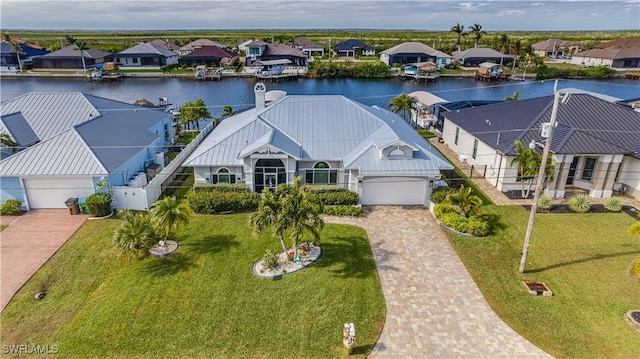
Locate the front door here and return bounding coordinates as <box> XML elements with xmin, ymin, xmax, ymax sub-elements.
<box><xmin>566</xmin><ymin>156</ymin><xmax>579</xmax><ymax>185</ymax></box>
<box><xmin>264</xmin><ymin>173</ymin><xmax>277</xmax><ymax>190</ymax></box>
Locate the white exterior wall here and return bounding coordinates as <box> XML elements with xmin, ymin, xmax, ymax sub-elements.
<box><xmin>380</xmin><ymin>53</ymin><xmax>391</xmax><ymax>66</ymax></box>
<box><xmin>616</xmin><ymin>156</ymin><xmax>640</xmax><ymax>199</ymax></box>
<box><xmin>571</xmin><ymin>56</ymin><xmax>614</xmax><ymax>67</ymax></box>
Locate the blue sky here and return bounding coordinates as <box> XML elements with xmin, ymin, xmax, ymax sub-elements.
<box><xmin>1</xmin><ymin>0</ymin><xmax>639</xmax><ymax>31</ymax></box>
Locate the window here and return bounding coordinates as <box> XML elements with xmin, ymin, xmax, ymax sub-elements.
<box><xmin>249</xmin><ymin>47</ymin><xmax>260</xmax><ymax>55</ymax></box>
<box><xmin>305</xmin><ymin>162</ymin><xmax>337</xmax><ymax>185</ymax></box>
<box><xmin>164</xmin><ymin>123</ymin><xmax>169</xmax><ymax>142</ymax></box>
<box><xmin>211</xmin><ymin>168</ymin><xmax>235</xmax><ymax>184</ymax></box>
<box><xmin>455</xmin><ymin>127</ymin><xmax>460</xmax><ymax>145</ymax></box>
<box><xmin>133</xmin><ymin>58</ymin><xmax>138</xmax><ymax>64</ymax></box>
<box><xmin>582</xmin><ymin>157</ymin><xmax>597</xmax><ymax>181</ymax></box>
<box><xmin>472</xmin><ymin>139</ymin><xmax>478</xmax><ymax>159</ymax></box>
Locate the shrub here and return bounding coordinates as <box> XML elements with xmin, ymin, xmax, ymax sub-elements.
<box><xmin>438</xmin><ymin>212</ymin><xmax>490</xmax><ymax>236</ymax></box>
<box><xmin>434</xmin><ymin>202</ymin><xmax>454</xmax><ymax>218</ymax></box>
<box><xmin>193</xmin><ymin>182</ymin><xmax>248</xmax><ymax>193</ymax></box>
<box><xmin>262</xmin><ymin>249</ymin><xmax>280</xmax><ymax>270</ymax></box>
<box><xmin>1</xmin><ymin>199</ymin><xmax>22</xmax><ymax>215</ymax></box>
<box><xmin>431</xmin><ymin>188</ymin><xmax>454</xmax><ymax>204</ymax></box>
<box><xmin>306</xmin><ymin>186</ymin><xmax>359</xmax><ymax>205</ymax></box>
<box><xmin>323</xmin><ymin>205</ymin><xmax>363</xmax><ymax>216</ymax></box>
<box><xmin>604</xmin><ymin>197</ymin><xmax>623</xmax><ymax>212</ymax></box>
<box><xmin>187</xmin><ymin>190</ymin><xmax>260</xmax><ymax>214</ymax></box>
<box><xmin>85</xmin><ymin>193</ymin><xmax>112</xmax><ymax>217</ymax></box>
<box><xmin>537</xmin><ymin>195</ymin><xmax>554</xmax><ymax>211</ymax></box>
<box><xmin>568</xmin><ymin>193</ymin><xmax>592</xmax><ymax>213</ymax></box>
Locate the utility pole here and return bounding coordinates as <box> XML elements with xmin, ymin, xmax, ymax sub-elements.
<box><xmin>519</xmin><ymin>89</ymin><xmax>562</xmax><ymax>273</ymax></box>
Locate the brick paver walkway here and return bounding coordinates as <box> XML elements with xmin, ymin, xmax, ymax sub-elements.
<box><xmin>326</xmin><ymin>206</ymin><xmax>552</xmax><ymax>358</ymax></box>
<box><xmin>0</xmin><ymin>210</ymin><xmax>88</xmax><ymax>312</ymax></box>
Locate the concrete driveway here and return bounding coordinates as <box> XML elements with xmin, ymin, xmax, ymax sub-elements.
<box><xmin>1</xmin><ymin>209</ymin><xmax>88</xmax><ymax>312</ymax></box>
<box><xmin>326</xmin><ymin>206</ymin><xmax>552</xmax><ymax>358</ymax></box>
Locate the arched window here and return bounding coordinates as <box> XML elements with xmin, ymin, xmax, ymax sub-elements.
<box><xmin>211</xmin><ymin>168</ymin><xmax>235</xmax><ymax>184</ymax></box>
<box><xmin>306</xmin><ymin>162</ymin><xmax>337</xmax><ymax>185</ymax></box>
<box><xmin>389</xmin><ymin>148</ymin><xmax>405</xmax><ymax>156</ymax></box>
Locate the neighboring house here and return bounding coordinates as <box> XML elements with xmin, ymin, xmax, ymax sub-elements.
<box><xmin>182</xmin><ymin>83</ymin><xmax>453</xmax><ymax>206</ymax></box>
<box><xmin>115</xmin><ymin>42</ymin><xmax>178</xmax><ymax>69</ymax></box>
<box><xmin>335</xmin><ymin>39</ymin><xmax>375</xmax><ymax>57</ymax></box>
<box><xmin>0</xmin><ymin>92</ymin><xmax>174</xmax><ymax>209</ymax></box>
<box><xmin>178</xmin><ymin>39</ymin><xmax>226</xmax><ymax>56</ymax></box>
<box><xmin>452</xmin><ymin>47</ymin><xmax>514</xmax><ymax>67</ymax></box>
<box><xmin>441</xmin><ymin>91</ymin><xmax>640</xmax><ymax>200</ymax></box>
<box><xmin>179</xmin><ymin>46</ymin><xmax>237</xmax><ymax>67</ymax></box>
<box><xmin>245</xmin><ymin>41</ymin><xmax>307</xmax><ymax>67</ymax></box>
<box><xmin>292</xmin><ymin>37</ymin><xmax>325</xmax><ymax>58</ymax></box>
<box><xmin>33</xmin><ymin>45</ymin><xmax>111</xmax><ymax>70</ymax></box>
<box><xmin>531</xmin><ymin>38</ymin><xmax>581</xmax><ymax>58</ymax></box>
<box><xmin>238</xmin><ymin>39</ymin><xmax>255</xmax><ymax>53</ymax></box>
<box><xmin>0</xmin><ymin>42</ymin><xmax>26</xmax><ymax>72</ymax></box>
<box><xmin>151</xmin><ymin>38</ymin><xmax>180</xmax><ymax>52</ymax></box>
<box><xmin>571</xmin><ymin>38</ymin><xmax>640</xmax><ymax>69</ymax></box>
<box><xmin>380</xmin><ymin>42</ymin><xmax>452</xmax><ymax>68</ymax></box>
<box><xmin>408</xmin><ymin>91</ymin><xmax>449</xmax><ymax>129</ymax></box>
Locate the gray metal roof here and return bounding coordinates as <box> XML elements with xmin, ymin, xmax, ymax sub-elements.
<box><xmin>452</xmin><ymin>47</ymin><xmax>511</xmax><ymax>60</ymax></box>
<box><xmin>37</xmin><ymin>44</ymin><xmax>111</xmax><ymax>59</ymax></box>
<box><xmin>443</xmin><ymin>93</ymin><xmax>640</xmax><ymax>158</ymax></box>
<box><xmin>0</xmin><ymin>112</ymin><xmax>39</xmax><ymax>147</ymax></box>
<box><xmin>1</xmin><ymin>92</ymin><xmax>169</xmax><ymax>176</ymax></box>
<box><xmin>382</xmin><ymin>42</ymin><xmax>451</xmax><ymax>58</ymax></box>
<box><xmin>184</xmin><ymin>95</ymin><xmax>452</xmax><ymax>176</ymax></box>
<box><xmin>119</xmin><ymin>42</ymin><xmax>178</xmax><ymax>57</ymax></box>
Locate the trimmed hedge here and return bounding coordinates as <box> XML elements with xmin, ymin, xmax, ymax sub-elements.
<box><xmin>193</xmin><ymin>183</ymin><xmax>248</xmax><ymax>193</ymax></box>
<box><xmin>1</xmin><ymin>199</ymin><xmax>22</xmax><ymax>215</ymax></box>
<box><xmin>323</xmin><ymin>205</ymin><xmax>363</xmax><ymax>217</ymax></box>
<box><xmin>85</xmin><ymin>193</ymin><xmax>112</xmax><ymax>217</ymax></box>
<box><xmin>306</xmin><ymin>185</ymin><xmax>360</xmax><ymax>206</ymax></box>
<box><xmin>187</xmin><ymin>190</ymin><xmax>260</xmax><ymax>214</ymax></box>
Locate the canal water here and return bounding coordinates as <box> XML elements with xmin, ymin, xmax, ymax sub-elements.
<box><xmin>1</xmin><ymin>77</ymin><xmax>638</xmax><ymax>118</ymax></box>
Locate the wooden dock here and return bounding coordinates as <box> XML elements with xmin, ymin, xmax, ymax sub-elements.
<box><xmin>401</xmin><ymin>72</ymin><xmax>440</xmax><ymax>82</ymax></box>
<box><xmin>626</xmin><ymin>70</ymin><xmax>640</xmax><ymax>79</ymax></box>
<box><xmin>196</xmin><ymin>72</ymin><xmax>222</xmax><ymax>81</ymax></box>
<box><xmin>255</xmin><ymin>73</ymin><xmax>300</xmax><ymax>81</ymax></box>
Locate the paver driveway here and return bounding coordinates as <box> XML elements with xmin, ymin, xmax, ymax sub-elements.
<box><xmin>326</xmin><ymin>206</ymin><xmax>552</xmax><ymax>358</ymax></box>
<box><xmin>1</xmin><ymin>210</ymin><xmax>88</xmax><ymax>312</ymax></box>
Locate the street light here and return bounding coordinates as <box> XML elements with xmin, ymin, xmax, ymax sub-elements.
<box><xmin>519</xmin><ymin>90</ymin><xmax>563</xmax><ymax>273</ymax></box>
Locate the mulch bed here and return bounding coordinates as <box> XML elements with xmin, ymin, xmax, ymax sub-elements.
<box><xmin>520</xmin><ymin>204</ymin><xmax>639</xmax><ymax>218</ymax></box>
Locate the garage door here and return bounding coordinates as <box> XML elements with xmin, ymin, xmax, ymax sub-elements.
<box><xmin>361</xmin><ymin>177</ymin><xmax>428</xmax><ymax>205</ymax></box>
<box><xmin>24</xmin><ymin>177</ymin><xmax>95</xmax><ymax>209</ymax></box>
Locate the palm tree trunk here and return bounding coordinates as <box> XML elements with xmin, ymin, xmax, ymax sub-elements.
<box><xmin>279</xmin><ymin>235</ymin><xmax>288</xmax><ymax>261</ymax></box>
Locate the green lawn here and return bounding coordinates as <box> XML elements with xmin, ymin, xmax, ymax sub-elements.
<box><xmin>449</xmin><ymin>205</ymin><xmax>640</xmax><ymax>358</ymax></box>
<box><xmin>1</xmin><ymin>214</ymin><xmax>385</xmax><ymax>358</ymax></box>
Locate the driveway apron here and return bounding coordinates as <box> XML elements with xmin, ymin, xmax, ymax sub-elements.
<box><xmin>326</xmin><ymin>206</ymin><xmax>552</xmax><ymax>358</ymax></box>
<box><xmin>1</xmin><ymin>209</ymin><xmax>88</xmax><ymax>312</ymax></box>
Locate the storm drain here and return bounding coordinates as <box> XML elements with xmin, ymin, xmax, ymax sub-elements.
<box><xmin>522</xmin><ymin>281</ymin><xmax>553</xmax><ymax>296</ymax></box>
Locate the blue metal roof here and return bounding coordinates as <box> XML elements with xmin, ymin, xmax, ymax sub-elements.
<box><xmin>335</xmin><ymin>39</ymin><xmax>374</xmax><ymax>51</ymax></box>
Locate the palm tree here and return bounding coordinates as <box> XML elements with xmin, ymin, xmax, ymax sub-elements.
<box><xmin>65</xmin><ymin>35</ymin><xmax>87</xmax><ymax>73</ymax></box>
<box><xmin>498</xmin><ymin>34</ymin><xmax>509</xmax><ymax>65</ymax></box>
<box><xmin>389</xmin><ymin>93</ymin><xmax>417</xmax><ymax>127</ymax></box>
<box><xmin>113</xmin><ymin>210</ymin><xmax>157</xmax><ymax>258</ymax></box>
<box><xmin>150</xmin><ymin>196</ymin><xmax>192</xmax><ymax>243</ymax></box>
<box><xmin>510</xmin><ymin>39</ymin><xmax>523</xmax><ymax>74</ymax></box>
<box><xmin>510</xmin><ymin>140</ymin><xmax>554</xmax><ymax>198</ymax></box>
<box><xmin>3</xmin><ymin>34</ymin><xmax>23</xmax><ymax>72</ymax></box>
<box><xmin>282</xmin><ymin>177</ymin><xmax>324</xmax><ymax>256</ymax></box>
<box><xmin>250</xmin><ymin>185</ymin><xmax>289</xmax><ymax>257</ymax></box>
<box><xmin>222</xmin><ymin>105</ymin><xmax>236</xmax><ymax>118</ymax></box>
<box><xmin>250</xmin><ymin>177</ymin><xmax>324</xmax><ymax>261</ymax></box>
<box><xmin>446</xmin><ymin>185</ymin><xmax>482</xmax><ymax>217</ymax></box>
<box><xmin>469</xmin><ymin>24</ymin><xmax>487</xmax><ymax>48</ymax></box>
<box><xmin>628</xmin><ymin>223</ymin><xmax>640</xmax><ymax>281</ymax></box>
<box><xmin>504</xmin><ymin>91</ymin><xmax>520</xmax><ymax>101</ymax></box>
<box><xmin>450</xmin><ymin>23</ymin><xmax>466</xmax><ymax>51</ymax></box>
<box><xmin>0</xmin><ymin>132</ymin><xmax>17</xmax><ymax>154</ymax></box>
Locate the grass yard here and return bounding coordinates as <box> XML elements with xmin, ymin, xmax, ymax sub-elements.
<box><xmin>1</xmin><ymin>214</ymin><xmax>385</xmax><ymax>358</ymax></box>
<box><xmin>448</xmin><ymin>205</ymin><xmax>640</xmax><ymax>358</ymax></box>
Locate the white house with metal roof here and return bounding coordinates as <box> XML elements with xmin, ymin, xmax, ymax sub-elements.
<box><xmin>0</xmin><ymin>92</ymin><xmax>173</xmax><ymax>209</ymax></box>
<box><xmin>182</xmin><ymin>83</ymin><xmax>453</xmax><ymax>206</ymax></box>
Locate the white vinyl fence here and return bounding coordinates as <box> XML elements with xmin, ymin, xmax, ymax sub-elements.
<box><xmin>112</xmin><ymin>123</ymin><xmax>214</xmax><ymax>211</ymax></box>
